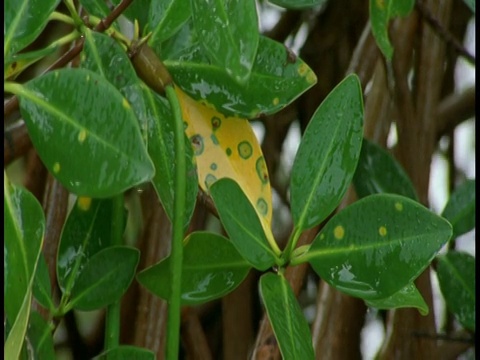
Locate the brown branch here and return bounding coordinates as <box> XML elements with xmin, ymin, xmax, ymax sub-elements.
<box><xmin>4</xmin><ymin>120</ymin><xmax>32</xmax><ymax>166</ymax></box>
<box><xmin>415</xmin><ymin>0</ymin><xmax>475</xmax><ymax>65</ymax></box>
<box><xmin>181</xmin><ymin>307</ymin><xmax>213</xmax><ymax>360</ymax></box>
<box><xmin>436</xmin><ymin>86</ymin><xmax>476</xmax><ymax>140</ymax></box>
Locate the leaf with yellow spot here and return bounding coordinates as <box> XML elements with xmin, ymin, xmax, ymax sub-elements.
<box><xmin>175</xmin><ymin>86</ymin><xmax>272</xmax><ymax>233</ymax></box>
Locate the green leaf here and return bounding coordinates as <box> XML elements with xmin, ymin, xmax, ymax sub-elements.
<box><xmin>5</xmin><ymin>45</ymin><xmax>59</xmax><ymax>80</ymax></box>
<box><xmin>93</xmin><ymin>346</ymin><xmax>155</xmax><ymax>360</ymax></box>
<box><xmin>57</xmin><ymin>198</ymin><xmax>122</xmax><ymax>294</ymax></box>
<box><xmin>259</xmin><ymin>273</ymin><xmax>315</xmax><ymax>360</ymax></box>
<box><xmin>4</xmin><ymin>0</ymin><xmax>60</xmax><ymax>58</ymax></box>
<box><xmin>79</xmin><ymin>0</ymin><xmax>110</xmax><ymax>18</ymax></box>
<box><xmin>365</xmin><ymin>283</ymin><xmax>429</xmax><ymax>315</ymax></box>
<box><xmin>210</xmin><ymin>178</ymin><xmax>279</xmax><ymax>270</ymax></box>
<box><xmin>33</xmin><ymin>254</ymin><xmax>55</xmax><ymax>311</ymax></box>
<box><xmin>4</xmin><ymin>175</ymin><xmax>45</xmax><ymax>324</ymax></box>
<box><xmin>165</xmin><ymin>35</ymin><xmax>316</xmax><ymax>118</ymax></box>
<box><xmin>16</xmin><ymin>68</ymin><xmax>154</xmax><ymax>197</ymax></box>
<box><xmin>148</xmin><ymin>0</ymin><xmax>192</xmax><ymax>47</ymax></box>
<box><xmin>291</xmin><ymin>74</ymin><xmax>364</xmax><ymax>232</ymax></box>
<box><xmin>81</xmin><ymin>29</ymin><xmax>149</xmax><ymax>142</ymax></box>
<box><xmin>369</xmin><ymin>0</ymin><xmax>414</xmax><ymax>60</ymax></box>
<box><xmin>441</xmin><ymin>179</ymin><xmax>475</xmax><ymax>239</ymax></box>
<box><xmin>301</xmin><ymin>194</ymin><xmax>452</xmax><ymax>300</ymax></box>
<box><xmin>137</xmin><ymin>232</ymin><xmax>251</xmax><ymax>305</ymax></box>
<box><xmin>391</xmin><ymin>0</ymin><xmax>415</xmax><ymax>16</ymax></box>
<box><xmin>4</xmin><ymin>290</ymin><xmax>32</xmax><ymax>360</ymax></box>
<box><xmin>436</xmin><ymin>251</ymin><xmax>475</xmax><ymax>331</ymax></box>
<box><xmin>191</xmin><ymin>0</ymin><xmax>259</xmax><ymax>84</ymax></box>
<box><xmin>353</xmin><ymin>138</ymin><xmax>417</xmax><ymax>200</ymax></box>
<box><xmin>268</xmin><ymin>0</ymin><xmax>328</xmax><ymax>9</ymax></box>
<box><xmin>142</xmin><ymin>86</ymin><xmax>198</xmax><ymax>230</ymax></box>
<box><xmin>68</xmin><ymin>246</ymin><xmax>139</xmax><ymax>311</ymax></box>
<box><xmin>25</xmin><ymin>312</ymin><xmax>55</xmax><ymax>360</ymax></box>
<box><xmin>111</xmin><ymin>0</ymin><xmax>152</xmax><ymax>31</ymax></box>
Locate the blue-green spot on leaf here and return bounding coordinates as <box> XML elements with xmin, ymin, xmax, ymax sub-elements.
<box><xmin>238</xmin><ymin>141</ymin><xmax>253</xmax><ymax>159</ymax></box>
<box><xmin>211</xmin><ymin>116</ymin><xmax>222</xmax><ymax>130</ymax></box>
<box><xmin>190</xmin><ymin>134</ymin><xmax>204</xmax><ymax>155</ymax></box>
<box><xmin>256</xmin><ymin>156</ymin><xmax>269</xmax><ymax>184</ymax></box>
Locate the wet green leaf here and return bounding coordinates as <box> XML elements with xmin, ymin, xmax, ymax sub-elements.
<box><xmin>4</xmin><ymin>0</ymin><xmax>60</xmax><ymax>58</ymax></box>
<box><xmin>148</xmin><ymin>0</ymin><xmax>191</xmax><ymax>47</ymax></box>
<box><xmin>210</xmin><ymin>178</ymin><xmax>278</xmax><ymax>270</ymax></box>
<box><xmin>25</xmin><ymin>311</ymin><xmax>55</xmax><ymax>360</ymax></box>
<box><xmin>4</xmin><ymin>290</ymin><xmax>32</xmax><ymax>360</ymax></box>
<box><xmin>111</xmin><ymin>0</ymin><xmax>151</xmax><ymax>30</ymax></box>
<box><xmin>57</xmin><ymin>198</ymin><xmax>124</xmax><ymax>294</ymax></box>
<box><xmin>80</xmin><ymin>0</ymin><xmax>110</xmax><ymax>18</ymax></box>
<box><xmin>353</xmin><ymin>138</ymin><xmax>417</xmax><ymax>200</ymax></box>
<box><xmin>365</xmin><ymin>283</ymin><xmax>428</xmax><ymax>315</ymax></box>
<box><xmin>142</xmin><ymin>86</ymin><xmax>198</xmax><ymax>230</ymax></box>
<box><xmin>93</xmin><ymin>346</ymin><xmax>155</xmax><ymax>360</ymax></box>
<box><xmin>369</xmin><ymin>0</ymin><xmax>414</xmax><ymax>60</ymax></box>
<box><xmin>68</xmin><ymin>246</ymin><xmax>139</xmax><ymax>311</ymax></box>
<box><xmin>259</xmin><ymin>273</ymin><xmax>315</xmax><ymax>360</ymax></box>
<box><xmin>138</xmin><ymin>232</ymin><xmax>251</xmax><ymax>305</ymax></box>
<box><xmin>269</xmin><ymin>0</ymin><xmax>328</xmax><ymax>9</ymax></box>
<box><xmin>4</xmin><ymin>175</ymin><xmax>45</xmax><ymax>325</ymax></box>
<box><xmin>17</xmin><ymin>68</ymin><xmax>154</xmax><ymax>197</ymax></box>
<box><xmin>291</xmin><ymin>74</ymin><xmax>364</xmax><ymax>232</ymax></box>
<box><xmin>436</xmin><ymin>251</ymin><xmax>475</xmax><ymax>331</ymax></box>
<box><xmin>191</xmin><ymin>0</ymin><xmax>259</xmax><ymax>84</ymax></box>
<box><xmin>301</xmin><ymin>194</ymin><xmax>452</xmax><ymax>300</ymax></box>
<box><xmin>33</xmin><ymin>254</ymin><xmax>55</xmax><ymax>311</ymax></box>
<box><xmin>81</xmin><ymin>30</ymin><xmax>149</xmax><ymax>141</ymax></box>
<box><xmin>165</xmin><ymin>35</ymin><xmax>316</xmax><ymax>118</ymax></box>
<box><xmin>441</xmin><ymin>179</ymin><xmax>475</xmax><ymax>239</ymax></box>
<box><xmin>5</xmin><ymin>45</ymin><xmax>59</xmax><ymax>80</ymax></box>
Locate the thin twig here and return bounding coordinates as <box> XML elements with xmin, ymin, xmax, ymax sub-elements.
<box><xmin>4</xmin><ymin>0</ymin><xmax>135</xmax><ymax>117</ymax></box>
<box><xmin>415</xmin><ymin>0</ymin><xmax>475</xmax><ymax>65</ymax></box>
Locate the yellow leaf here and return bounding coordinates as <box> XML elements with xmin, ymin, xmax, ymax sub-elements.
<box><xmin>175</xmin><ymin>86</ymin><xmax>273</xmax><ymax>232</ymax></box>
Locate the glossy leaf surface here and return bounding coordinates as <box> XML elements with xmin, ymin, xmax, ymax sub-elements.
<box><xmin>369</xmin><ymin>0</ymin><xmax>414</xmax><ymax>60</ymax></box>
<box><xmin>210</xmin><ymin>179</ymin><xmax>278</xmax><ymax>270</ymax></box>
<box><xmin>137</xmin><ymin>232</ymin><xmax>251</xmax><ymax>305</ymax></box>
<box><xmin>143</xmin><ymin>86</ymin><xmax>197</xmax><ymax>229</ymax></box>
<box><xmin>111</xmin><ymin>0</ymin><xmax>151</xmax><ymax>30</ymax></box>
<box><xmin>269</xmin><ymin>0</ymin><xmax>328</xmax><ymax>9</ymax></box>
<box><xmin>4</xmin><ymin>0</ymin><xmax>60</xmax><ymax>59</ymax></box>
<box><xmin>148</xmin><ymin>0</ymin><xmax>192</xmax><ymax>46</ymax></box>
<box><xmin>4</xmin><ymin>290</ymin><xmax>32</xmax><ymax>360</ymax></box>
<box><xmin>365</xmin><ymin>283</ymin><xmax>428</xmax><ymax>315</ymax></box>
<box><xmin>436</xmin><ymin>251</ymin><xmax>475</xmax><ymax>331</ymax></box>
<box><xmin>93</xmin><ymin>346</ymin><xmax>155</xmax><ymax>360</ymax></box>
<box><xmin>259</xmin><ymin>273</ymin><xmax>315</xmax><ymax>359</ymax></box>
<box><xmin>353</xmin><ymin>138</ymin><xmax>417</xmax><ymax>200</ymax></box>
<box><xmin>441</xmin><ymin>179</ymin><xmax>475</xmax><ymax>239</ymax></box>
<box><xmin>165</xmin><ymin>36</ymin><xmax>316</xmax><ymax>117</ymax></box>
<box><xmin>17</xmin><ymin>68</ymin><xmax>154</xmax><ymax>197</ymax></box>
<box><xmin>68</xmin><ymin>246</ymin><xmax>139</xmax><ymax>311</ymax></box>
<box><xmin>191</xmin><ymin>0</ymin><xmax>259</xmax><ymax>84</ymax></box>
<box><xmin>80</xmin><ymin>0</ymin><xmax>110</xmax><ymax>18</ymax></box>
<box><xmin>57</xmin><ymin>198</ymin><xmax>120</xmax><ymax>293</ymax></box>
<box><xmin>303</xmin><ymin>194</ymin><xmax>452</xmax><ymax>300</ymax></box>
<box><xmin>291</xmin><ymin>74</ymin><xmax>364</xmax><ymax>232</ymax></box>
<box><xmin>81</xmin><ymin>30</ymin><xmax>149</xmax><ymax>141</ymax></box>
<box><xmin>4</xmin><ymin>176</ymin><xmax>45</xmax><ymax>324</ymax></box>
<box><xmin>33</xmin><ymin>254</ymin><xmax>54</xmax><ymax>311</ymax></box>
<box><xmin>25</xmin><ymin>312</ymin><xmax>55</xmax><ymax>360</ymax></box>
<box><xmin>175</xmin><ymin>86</ymin><xmax>272</xmax><ymax>231</ymax></box>
<box><xmin>5</xmin><ymin>45</ymin><xmax>59</xmax><ymax>80</ymax></box>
